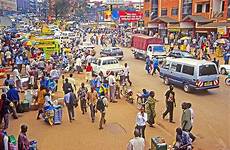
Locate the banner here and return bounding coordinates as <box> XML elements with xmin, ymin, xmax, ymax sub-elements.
<box><xmin>0</xmin><ymin>0</ymin><xmax>17</xmax><ymax>11</ymax></box>
<box><xmin>119</xmin><ymin>11</ymin><xmax>143</xmax><ymax>23</ymax></box>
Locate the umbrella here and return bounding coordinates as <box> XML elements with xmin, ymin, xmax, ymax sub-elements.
<box><xmin>215</xmin><ymin>38</ymin><xmax>229</xmax><ymax>44</ymax></box>
<box><xmin>180</xmin><ymin>36</ymin><xmax>191</xmax><ymax>40</ymax></box>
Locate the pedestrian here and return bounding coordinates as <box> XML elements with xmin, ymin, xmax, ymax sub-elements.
<box><xmin>75</xmin><ymin>57</ymin><xmax>82</xmax><ymax>74</ymax></box>
<box><xmin>63</xmin><ymin>78</ymin><xmax>73</xmax><ymax>95</ymax></box>
<box><xmin>127</xmin><ymin>130</ymin><xmax>145</xmax><ymax>150</ymax></box>
<box><xmin>15</xmin><ymin>54</ymin><xmax>23</xmax><ymax>73</ymax></box>
<box><xmin>45</xmin><ymin>60</ymin><xmax>53</xmax><ymax>75</ymax></box>
<box><xmin>50</xmin><ymin>66</ymin><xmax>60</xmax><ymax>92</ymax></box>
<box><xmin>13</xmin><ymin>67</ymin><xmax>23</xmax><ymax>92</ymax></box>
<box><xmin>97</xmin><ymin>92</ymin><xmax>108</xmax><ymax>130</ymax></box>
<box><xmin>64</xmin><ymin>88</ymin><xmax>77</xmax><ymax>122</ymax></box>
<box><xmin>173</xmin><ymin>127</ymin><xmax>192</xmax><ymax>150</ymax></box>
<box><xmin>68</xmin><ymin>74</ymin><xmax>77</xmax><ymax>93</ymax></box>
<box><xmin>163</xmin><ymin>85</ymin><xmax>176</xmax><ymax>123</ymax></box>
<box><xmin>212</xmin><ymin>57</ymin><xmax>219</xmax><ymax>68</ymax></box>
<box><xmin>135</xmin><ymin>106</ymin><xmax>147</xmax><ymax>138</ymax></box>
<box><xmin>6</xmin><ymin>85</ymin><xmax>20</xmax><ymax>119</ymax></box>
<box><xmin>18</xmin><ymin>124</ymin><xmax>30</xmax><ymax>150</ymax></box>
<box><xmin>85</xmin><ymin>63</ymin><xmax>93</xmax><ymax>82</ymax></box>
<box><xmin>36</xmin><ymin>86</ymin><xmax>46</xmax><ymax>120</ymax></box>
<box><xmin>77</xmin><ymin>83</ymin><xmax>88</xmax><ymax>114</ymax></box>
<box><xmin>152</xmin><ymin>56</ymin><xmax>160</xmax><ymax>75</ymax></box>
<box><xmin>87</xmin><ymin>87</ymin><xmax>98</xmax><ymax>123</ymax></box>
<box><xmin>107</xmin><ymin>71</ymin><xmax>116</xmax><ymax>103</ymax></box>
<box><xmin>124</xmin><ymin>63</ymin><xmax>132</xmax><ymax>86</ymax></box>
<box><xmin>3</xmin><ymin>74</ymin><xmax>15</xmax><ymax>87</ymax></box>
<box><xmin>223</xmin><ymin>51</ymin><xmax>229</xmax><ymax>65</ymax></box>
<box><xmin>0</xmin><ymin>94</ymin><xmax>10</xmax><ymax>129</ymax></box>
<box><xmin>145</xmin><ymin>56</ymin><xmax>151</xmax><ymax>74</ymax></box>
<box><xmin>145</xmin><ymin>91</ymin><xmax>158</xmax><ymax>127</ymax></box>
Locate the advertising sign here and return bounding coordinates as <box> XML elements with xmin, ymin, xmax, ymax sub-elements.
<box><xmin>217</xmin><ymin>26</ymin><xmax>227</xmax><ymax>35</ymax></box>
<box><xmin>0</xmin><ymin>0</ymin><xmax>17</xmax><ymax>11</ymax></box>
<box><xmin>119</xmin><ymin>11</ymin><xmax>143</xmax><ymax>23</ymax></box>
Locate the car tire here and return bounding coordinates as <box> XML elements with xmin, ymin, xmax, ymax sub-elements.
<box><xmin>221</xmin><ymin>68</ymin><xmax>227</xmax><ymax>75</ymax></box>
<box><xmin>183</xmin><ymin>83</ymin><xmax>190</xmax><ymax>93</ymax></box>
<box><xmin>164</xmin><ymin>77</ymin><xmax>169</xmax><ymax>85</ymax></box>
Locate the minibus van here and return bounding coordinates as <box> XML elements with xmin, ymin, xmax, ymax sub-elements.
<box><xmin>160</xmin><ymin>58</ymin><xmax>219</xmax><ymax>92</ymax></box>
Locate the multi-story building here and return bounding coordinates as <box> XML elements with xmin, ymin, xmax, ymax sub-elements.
<box><xmin>143</xmin><ymin>0</ymin><xmax>159</xmax><ymax>26</ymax></box>
<box><xmin>17</xmin><ymin>0</ymin><xmax>37</xmax><ymax>13</ymax></box>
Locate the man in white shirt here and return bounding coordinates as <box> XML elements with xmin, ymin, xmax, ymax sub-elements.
<box><xmin>124</xmin><ymin>63</ymin><xmax>132</xmax><ymax>86</ymax></box>
<box><xmin>75</xmin><ymin>57</ymin><xmax>82</xmax><ymax>73</ymax></box>
<box><xmin>136</xmin><ymin>106</ymin><xmax>147</xmax><ymax>138</ymax></box>
<box><xmin>107</xmin><ymin>71</ymin><xmax>116</xmax><ymax>103</ymax></box>
<box><xmin>127</xmin><ymin>130</ymin><xmax>145</xmax><ymax>150</ymax></box>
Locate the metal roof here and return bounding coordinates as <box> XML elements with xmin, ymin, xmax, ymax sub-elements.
<box><xmin>197</xmin><ymin>22</ymin><xmax>230</xmax><ymax>28</ymax></box>
<box><xmin>183</xmin><ymin>15</ymin><xmax>212</xmax><ymax>23</ymax></box>
<box><xmin>151</xmin><ymin>16</ymin><xmax>178</xmax><ymax>23</ymax></box>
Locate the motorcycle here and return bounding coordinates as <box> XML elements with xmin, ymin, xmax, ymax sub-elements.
<box><xmin>225</xmin><ymin>73</ymin><xmax>230</xmax><ymax>86</ymax></box>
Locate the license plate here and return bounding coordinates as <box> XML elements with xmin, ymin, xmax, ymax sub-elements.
<box><xmin>204</xmin><ymin>81</ymin><xmax>212</xmax><ymax>86</ymax></box>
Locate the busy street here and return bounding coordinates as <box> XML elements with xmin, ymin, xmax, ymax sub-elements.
<box><xmin>0</xmin><ymin>0</ymin><xmax>230</xmax><ymax>150</ymax></box>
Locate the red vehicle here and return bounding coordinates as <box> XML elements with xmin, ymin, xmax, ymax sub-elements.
<box><xmin>131</xmin><ymin>34</ymin><xmax>166</xmax><ymax>61</ymax></box>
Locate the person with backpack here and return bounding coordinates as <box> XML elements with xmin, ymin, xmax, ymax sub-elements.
<box><xmin>97</xmin><ymin>92</ymin><xmax>108</xmax><ymax>130</ymax></box>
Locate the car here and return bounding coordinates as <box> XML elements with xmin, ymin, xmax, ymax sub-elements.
<box><xmin>79</xmin><ymin>42</ymin><xmax>95</xmax><ymax>50</ymax></box>
<box><xmin>167</xmin><ymin>50</ymin><xmax>194</xmax><ymax>59</ymax></box>
<box><xmin>219</xmin><ymin>65</ymin><xmax>230</xmax><ymax>75</ymax></box>
<box><xmin>160</xmin><ymin>58</ymin><xmax>219</xmax><ymax>92</ymax></box>
<box><xmin>100</xmin><ymin>47</ymin><xmax>124</xmax><ymax>60</ymax></box>
<box><xmin>91</xmin><ymin>57</ymin><xmax>124</xmax><ymax>76</ymax></box>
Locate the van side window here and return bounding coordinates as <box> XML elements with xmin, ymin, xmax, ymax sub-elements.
<box><xmin>182</xmin><ymin>65</ymin><xmax>194</xmax><ymax>75</ymax></box>
<box><xmin>162</xmin><ymin>61</ymin><xmax>170</xmax><ymax>69</ymax></box>
<box><xmin>171</xmin><ymin>63</ymin><xmax>177</xmax><ymax>71</ymax></box>
<box><xmin>176</xmin><ymin>64</ymin><xmax>182</xmax><ymax>72</ymax></box>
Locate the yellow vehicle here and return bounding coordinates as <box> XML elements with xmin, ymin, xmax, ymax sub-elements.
<box><xmin>33</xmin><ymin>36</ymin><xmax>60</xmax><ymax>58</ymax></box>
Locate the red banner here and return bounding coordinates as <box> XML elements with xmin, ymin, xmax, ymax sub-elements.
<box><xmin>119</xmin><ymin>11</ymin><xmax>143</xmax><ymax>23</ymax></box>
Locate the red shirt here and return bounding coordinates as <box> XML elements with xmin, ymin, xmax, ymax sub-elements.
<box><xmin>86</xmin><ymin>66</ymin><xmax>93</xmax><ymax>72</ymax></box>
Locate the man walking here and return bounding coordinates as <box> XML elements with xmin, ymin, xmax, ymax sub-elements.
<box><xmin>7</xmin><ymin>85</ymin><xmax>20</xmax><ymax>119</ymax></box>
<box><xmin>152</xmin><ymin>56</ymin><xmax>160</xmax><ymax>75</ymax></box>
<box><xmin>163</xmin><ymin>85</ymin><xmax>176</xmax><ymax>123</ymax></box>
<box><xmin>63</xmin><ymin>78</ymin><xmax>73</xmax><ymax>95</ymax></box>
<box><xmin>145</xmin><ymin>91</ymin><xmax>158</xmax><ymax>127</ymax></box>
<box><xmin>124</xmin><ymin>63</ymin><xmax>132</xmax><ymax>86</ymax></box>
<box><xmin>97</xmin><ymin>92</ymin><xmax>108</xmax><ymax>130</ymax></box>
<box><xmin>64</xmin><ymin>88</ymin><xmax>77</xmax><ymax>122</ymax></box>
<box><xmin>107</xmin><ymin>71</ymin><xmax>116</xmax><ymax>103</ymax></box>
<box><xmin>87</xmin><ymin>87</ymin><xmax>98</xmax><ymax>123</ymax></box>
<box><xmin>78</xmin><ymin>83</ymin><xmax>88</xmax><ymax>114</ymax></box>
<box><xmin>127</xmin><ymin>130</ymin><xmax>145</xmax><ymax>150</ymax></box>
<box><xmin>135</xmin><ymin>106</ymin><xmax>147</xmax><ymax>138</ymax></box>
<box><xmin>68</xmin><ymin>74</ymin><xmax>77</xmax><ymax>93</ymax></box>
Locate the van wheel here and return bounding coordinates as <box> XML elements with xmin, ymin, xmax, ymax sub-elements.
<box><xmin>183</xmin><ymin>84</ymin><xmax>190</xmax><ymax>93</ymax></box>
<box><xmin>221</xmin><ymin>68</ymin><xmax>227</xmax><ymax>75</ymax></box>
<box><xmin>164</xmin><ymin>77</ymin><xmax>169</xmax><ymax>85</ymax></box>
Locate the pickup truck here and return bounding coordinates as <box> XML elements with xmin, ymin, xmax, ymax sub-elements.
<box><xmin>91</xmin><ymin>57</ymin><xmax>124</xmax><ymax>75</ymax></box>
<box><xmin>132</xmin><ymin>34</ymin><xmax>166</xmax><ymax>62</ymax></box>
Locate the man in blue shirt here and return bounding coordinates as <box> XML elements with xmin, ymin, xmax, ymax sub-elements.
<box><xmin>7</xmin><ymin>85</ymin><xmax>20</xmax><ymax>119</ymax></box>
<box><xmin>152</xmin><ymin>56</ymin><xmax>160</xmax><ymax>75</ymax></box>
<box><xmin>174</xmin><ymin>127</ymin><xmax>192</xmax><ymax>150</ymax></box>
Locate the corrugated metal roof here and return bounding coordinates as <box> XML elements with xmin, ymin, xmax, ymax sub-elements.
<box><xmin>151</xmin><ymin>16</ymin><xmax>178</xmax><ymax>23</ymax></box>
<box><xmin>197</xmin><ymin>22</ymin><xmax>230</xmax><ymax>28</ymax></box>
<box><xmin>183</xmin><ymin>15</ymin><xmax>212</xmax><ymax>23</ymax></box>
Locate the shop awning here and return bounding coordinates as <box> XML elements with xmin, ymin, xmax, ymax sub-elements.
<box><xmin>183</xmin><ymin>15</ymin><xmax>212</xmax><ymax>23</ymax></box>
<box><xmin>197</xmin><ymin>22</ymin><xmax>230</xmax><ymax>28</ymax></box>
<box><xmin>150</xmin><ymin>16</ymin><xmax>178</xmax><ymax>24</ymax></box>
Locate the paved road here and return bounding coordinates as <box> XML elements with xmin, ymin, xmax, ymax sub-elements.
<box><xmin>7</xmin><ymin>44</ymin><xmax>230</xmax><ymax>150</ymax></box>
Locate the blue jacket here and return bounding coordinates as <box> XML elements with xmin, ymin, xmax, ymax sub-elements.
<box><xmin>7</xmin><ymin>88</ymin><xmax>20</xmax><ymax>102</ymax></box>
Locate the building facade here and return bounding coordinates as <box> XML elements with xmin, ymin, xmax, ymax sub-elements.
<box><xmin>17</xmin><ymin>0</ymin><xmax>37</xmax><ymax>13</ymax></box>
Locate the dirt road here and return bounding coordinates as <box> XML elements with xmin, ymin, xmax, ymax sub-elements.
<box><xmin>6</xmin><ymin>45</ymin><xmax>230</xmax><ymax>150</ymax></box>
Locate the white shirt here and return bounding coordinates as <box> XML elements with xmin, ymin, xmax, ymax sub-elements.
<box><xmin>64</xmin><ymin>93</ymin><xmax>71</xmax><ymax>104</ymax></box>
<box><xmin>127</xmin><ymin>137</ymin><xmax>145</xmax><ymax>150</ymax></box>
<box><xmin>13</xmin><ymin>69</ymin><xmax>20</xmax><ymax>81</ymax></box>
<box><xmin>136</xmin><ymin>112</ymin><xmax>147</xmax><ymax>126</ymax></box>
<box><xmin>75</xmin><ymin>58</ymin><xmax>82</xmax><ymax>66</ymax></box>
<box><xmin>107</xmin><ymin>75</ymin><xmax>116</xmax><ymax>86</ymax></box>
<box><xmin>50</xmin><ymin>69</ymin><xmax>60</xmax><ymax>79</ymax></box>
<box><xmin>124</xmin><ymin>66</ymin><xmax>130</xmax><ymax>76</ymax></box>
<box><xmin>189</xmin><ymin>108</ymin><xmax>194</xmax><ymax>124</ymax></box>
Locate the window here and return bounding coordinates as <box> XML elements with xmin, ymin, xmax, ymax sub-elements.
<box><xmin>161</xmin><ymin>8</ymin><xmax>167</xmax><ymax>16</ymax></box>
<box><xmin>176</xmin><ymin>64</ymin><xmax>182</xmax><ymax>72</ymax></box>
<box><xmin>162</xmin><ymin>61</ymin><xmax>170</xmax><ymax>69</ymax></box>
<box><xmin>196</xmin><ymin>4</ymin><xmax>202</xmax><ymax>13</ymax></box>
<box><xmin>171</xmin><ymin>8</ymin><xmax>178</xmax><ymax>16</ymax></box>
<box><xmin>205</xmin><ymin>3</ymin><xmax>210</xmax><ymax>12</ymax></box>
<box><xmin>182</xmin><ymin>65</ymin><xmax>194</xmax><ymax>75</ymax></box>
<box><xmin>171</xmin><ymin>63</ymin><xmax>177</xmax><ymax>71</ymax></box>
<box><xmin>222</xmin><ymin>1</ymin><xmax>225</xmax><ymax>11</ymax></box>
<box><xmin>199</xmin><ymin>65</ymin><xmax>217</xmax><ymax>76</ymax></box>
<box><xmin>151</xmin><ymin>7</ymin><xmax>158</xmax><ymax>19</ymax></box>
<box><xmin>145</xmin><ymin>10</ymin><xmax>150</xmax><ymax>17</ymax></box>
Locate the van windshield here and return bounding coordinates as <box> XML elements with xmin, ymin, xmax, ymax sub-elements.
<box><xmin>152</xmin><ymin>46</ymin><xmax>165</xmax><ymax>52</ymax></box>
<box><xmin>199</xmin><ymin>64</ymin><xmax>217</xmax><ymax>76</ymax></box>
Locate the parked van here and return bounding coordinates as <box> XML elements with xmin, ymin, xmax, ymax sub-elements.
<box><xmin>160</xmin><ymin>58</ymin><xmax>219</xmax><ymax>92</ymax></box>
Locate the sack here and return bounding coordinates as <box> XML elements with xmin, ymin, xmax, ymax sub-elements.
<box><xmin>16</xmin><ymin>103</ymin><xmax>24</xmax><ymax>113</ymax></box>
<box><xmin>8</xmin><ymin>135</ymin><xmax>17</xmax><ymax>145</ymax></box>
<box><xmin>96</xmin><ymin>97</ymin><xmax>105</xmax><ymax>112</ymax></box>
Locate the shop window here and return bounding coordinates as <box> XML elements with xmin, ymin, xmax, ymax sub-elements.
<box><xmin>196</xmin><ymin>4</ymin><xmax>202</xmax><ymax>13</ymax></box>
<box><xmin>205</xmin><ymin>3</ymin><xmax>210</xmax><ymax>12</ymax></box>
<box><xmin>161</xmin><ymin>8</ymin><xmax>167</xmax><ymax>16</ymax></box>
<box><xmin>171</xmin><ymin>8</ymin><xmax>178</xmax><ymax>16</ymax></box>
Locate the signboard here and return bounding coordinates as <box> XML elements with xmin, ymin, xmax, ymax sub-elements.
<box><xmin>119</xmin><ymin>11</ymin><xmax>143</xmax><ymax>23</ymax></box>
<box><xmin>217</xmin><ymin>26</ymin><xmax>227</xmax><ymax>35</ymax></box>
<box><xmin>106</xmin><ymin>0</ymin><xmax>124</xmax><ymax>5</ymax></box>
<box><xmin>0</xmin><ymin>0</ymin><xmax>17</xmax><ymax>11</ymax></box>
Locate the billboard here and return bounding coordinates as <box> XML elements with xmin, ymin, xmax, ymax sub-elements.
<box><xmin>0</xmin><ymin>0</ymin><xmax>17</xmax><ymax>11</ymax></box>
<box><xmin>119</xmin><ymin>11</ymin><xmax>143</xmax><ymax>23</ymax></box>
